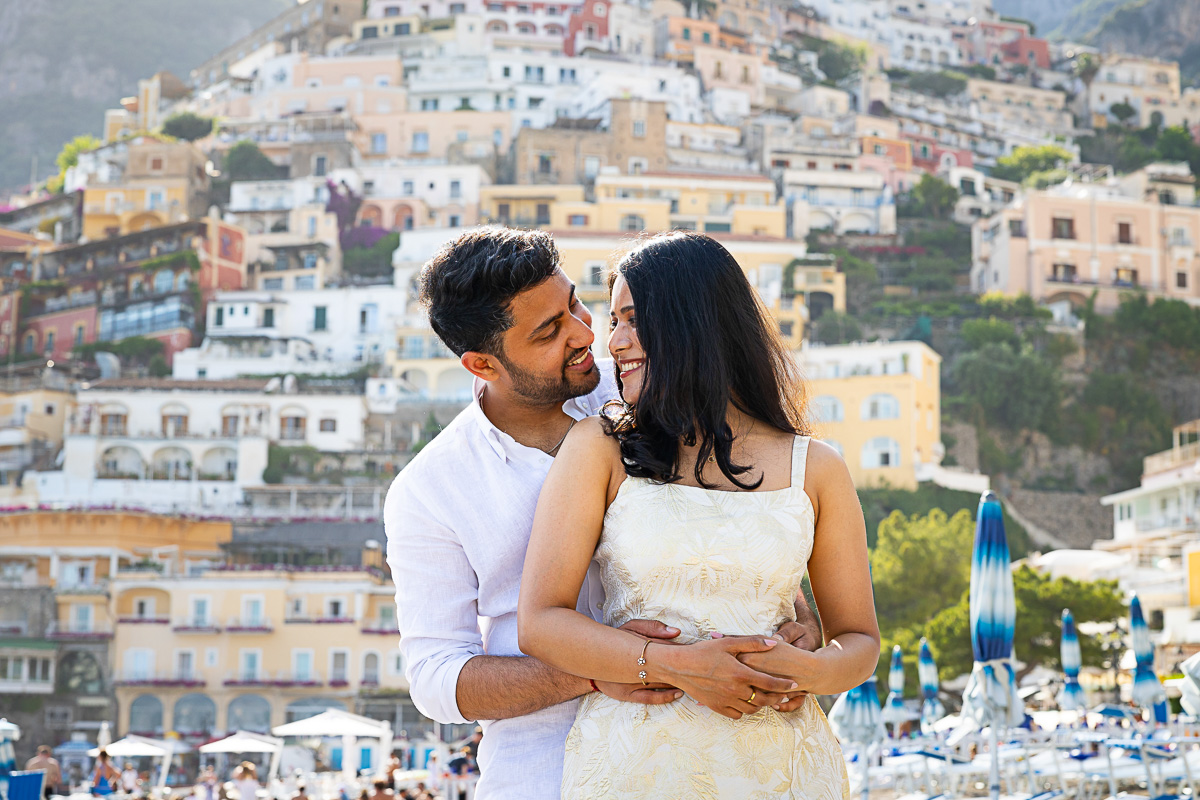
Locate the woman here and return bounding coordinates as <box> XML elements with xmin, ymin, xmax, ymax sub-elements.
<box><xmin>231</xmin><ymin>762</ymin><xmax>259</xmax><ymax>800</ymax></box>
<box><xmin>518</xmin><ymin>231</ymin><xmax>879</xmax><ymax>798</ymax></box>
<box><xmin>90</xmin><ymin>751</ymin><xmax>119</xmax><ymax>797</ymax></box>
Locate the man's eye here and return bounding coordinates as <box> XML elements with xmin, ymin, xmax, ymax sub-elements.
<box><xmin>608</xmin><ymin>318</ymin><xmax>618</xmax><ymax>330</ymax></box>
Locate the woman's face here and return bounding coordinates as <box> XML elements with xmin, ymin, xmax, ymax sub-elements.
<box><xmin>608</xmin><ymin>274</ymin><xmax>645</xmax><ymax>405</ymax></box>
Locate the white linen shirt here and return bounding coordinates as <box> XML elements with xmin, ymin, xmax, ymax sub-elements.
<box><xmin>383</xmin><ymin>364</ymin><xmax>617</xmax><ymax>800</ymax></box>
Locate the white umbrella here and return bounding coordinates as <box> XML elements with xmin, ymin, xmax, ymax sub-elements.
<box><xmin>272</xmin><ymin>710</ymin><xmax>389</xmax><ymax>740</ymax></box>
<box><xmin>87</xmin><ymin>737</ymin><xmax>171</xmax><ymax>758</ymax></box>
<box><xmin>201</xmin><ymin>731</ymin><xmax>284</xmax><ymax>781</ymax></box>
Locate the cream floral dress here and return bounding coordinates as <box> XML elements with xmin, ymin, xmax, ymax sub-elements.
<box><xmin>561</xmin><ymin>436</ymin><xmax>849</xmax><ymax>799</ymax></box>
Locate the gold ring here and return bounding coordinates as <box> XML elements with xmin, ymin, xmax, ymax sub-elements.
<box><xmin>748</xmin><ymin>691</ymin><xmax>756</xmax><ymax>704</ymax></box>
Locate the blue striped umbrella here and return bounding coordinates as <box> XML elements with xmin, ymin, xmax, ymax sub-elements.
<box><xmin>954</xmin><ymin>492</ymin><xmax>1021</xmax><ymax>800</ymax></box>
<box><xmin>0</xmin><ymin>717</ymin><xmax>18</xmax><ymax>774</ymax></box>
<box><xmin>1058</xmin><ymin>609</ymin><xmax>1086</xmax><ymax>713</ymax></box>
<box><xmin>919</xmin><ymin>638</ymin><xmax>945</xmax><ymax>732</ymax></box>
<box><xmin>883</xmin><ymin>645</ymin><xmax>909</xmax><ymax>727</ymax></box>
<box><xmin>1130</xmin><ymin>594</ymin><xmax>1168</xmax><ymax>723</ymax></box>
<box><xmin>830</xmin><ymin>675</ymin><xmax>886</xmax><ymax>800</ymax></box>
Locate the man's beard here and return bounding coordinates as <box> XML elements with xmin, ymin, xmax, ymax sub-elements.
<box><xmin>500</xmin><ymin>349</ymin><xmax>600</xmax><ymax>406</ymax></box>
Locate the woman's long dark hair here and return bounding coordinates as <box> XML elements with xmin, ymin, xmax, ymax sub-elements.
<box><xmin>602</xmin><ymin>231</ymin><xmax>811</xmax><ymax>489</ymax></box>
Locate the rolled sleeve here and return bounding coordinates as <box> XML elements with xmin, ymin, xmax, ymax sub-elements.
<box><xmin>385</xmin><ymin>476</ymin><xmax>484</xmax><ymax>725</ymax></box>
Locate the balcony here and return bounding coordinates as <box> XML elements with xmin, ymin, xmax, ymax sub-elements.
<box><xmin>57</xmin><ymin>580</ymin><xmax>109</xmax><ymax>596</ymax></box>
<box><xmin>224</xmin><ymin>670</ymin><xmax>323</xmax><ymax>687</ymax></box>
<box><xmin>284</xmin><ymin>615</ymin><xmax>355</xmax><ymax>625</ymax></box>
<box><xmin>1144</xmin><ymin>440</ymin><xmax>1200</xmax><ymax>476</ymax></box>
<box><xmin>225</xmin><ymin>616</ymin><xmax>274</xmax><ymax>633</ymax></box>
<box><xmin>361</xmin><ymin>618</ymin><xmax>398</xmax><ymax>635</ymax></box>
<box><xmin>1134</xmin><ymin>517</ymin><xmax>1200</xmax><ymax>534</ymax></box>
<box><xmin>117</xmin><ymin>616</ymin><xmax>170</xmax><ymax>625</ymax></box>
<box><xmin>46</xmin><ymin>620</ymin><xmax>113</xmax><ymax>639</ymax></box>
<box><xmin>172</xmin><ymin>618</ymin><xmax>221</xmax><ymax>633</ymax></box>
<box><xmin>114</xmin><ymin>670</ymin><xmax>206</xmax><ymax>688</ymax></box>
<box><xmin>0</xmin><ymin>620</ymin><xmax>30</xmax><ymax>636</ymax></box>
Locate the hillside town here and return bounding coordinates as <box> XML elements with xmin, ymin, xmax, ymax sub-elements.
<box><xmin>2</xmin><ymin>0</ymin><xmax>1200</xmax><ymax>797</ymax></box>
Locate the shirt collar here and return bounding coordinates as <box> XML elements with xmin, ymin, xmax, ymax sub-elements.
<box><xmin>469</xmin><ymin>373</ymin><xmax>606</xmax><ymax>463</ymax></box>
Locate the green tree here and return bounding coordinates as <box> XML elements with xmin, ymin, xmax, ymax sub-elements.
<box><xmin>46</xmin><ymin>134</ymin><xmax>103</xmax><ymax>193</ymax></box>
<box><xmin>906</xmin><ymin>70</ymin><xmax>969</xmax><ymax>98</ymax></box>
<box><xmin>147</xmin><ymin>354</ymin><xmax>170</xmax><ymax>377</ymax></box>
<box><xmin>223</xmin><ymin>140</ymin><xmax>279</xmax><ymax>181</ymax></box>
<box><xmin>906</xmin><ymin>174</ymin><xmax>959</xmax><ymax>220</ymax></box>
<box><xmin>343</xmin><ymin>232</ymin><xmax>400</xmax><ymax>277</ymax></box>
<box><xmin>811</xmin><ymin>311</ymin><xmax>862</xmax><ymax>345</ymax></box>
<box><xmin>961</xmin><ymin>317</ymin><xmax>1020</xmax><ymax>351</ymax></box>
<box><xmin>162</xmin><ymin>112</ymin><xmax>214</xmax><ymax>141</ymax></box>
<box><xmin>802</xmin><ymin>36</ymin><xmax>867</xmax><ymax>85</ymax></box>
<box><xmin>871</xmin><ymin>509</ymin><xmax>975</xmax><ymax>633</ymax></box>
<box><xmin>990</xmin><ymin>145</ymin><xmax>1073</xmax><ymax>184</ymax></box>
<box><xmin>1073</xmin><ymin>53</ymin><xmax>1101</xmax><ymax>126</ymax></box>
<box><xmin>1110</xmin><ymin>102</ymin><xmax>1137</xmax><ymax>124</ymax></box>
<box><xmin>951</xmin><ymin>343</ymin><xmax>1061</xmax><ymax>431</ymax></box>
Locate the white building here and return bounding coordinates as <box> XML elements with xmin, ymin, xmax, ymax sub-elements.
<box><xmin>25</xmin><ymin>378</ymin><xmax>368</xmax><ymax>514</ymax></box>
<box><xmin>173</xmin><ymin>283</ymin><xmax>409</xmax><ymax>379</ymax></box>
<box><xmin>784</xmin><ymin>166</ymin><xmax>897</xmax><ymax>236</ymax></box>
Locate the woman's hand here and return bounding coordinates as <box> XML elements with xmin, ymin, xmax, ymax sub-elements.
<box><xmin>654</xmin><ymin>638</ymin><xmax>797</xmax><ymax>720</ymax></box>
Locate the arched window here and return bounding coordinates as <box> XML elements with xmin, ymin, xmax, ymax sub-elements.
<box><xmin>861</xmin><ymin>437</ymin><xmax>901</xmax><ymax>469</ymax></box>
<box><xmin>861</xmin><ymin>393</ymin><xmax>900</xmax><ymax>420</ymax></box>
<box><xmin>363</xmin><ymin>652</ymin><xmax>381</xmax><ymax>684</ymax></box>
<box><xmin>228</xmin><ymin>694</ymin><xmax>272</xmax><ymax>733</ymax></box>
<box><xmin>175</xmin><ymin>271</ymin><xmax>190</xmax><ymax>291</ymax></box>
<box><xmin>813</xmin><ymin>395</ymin><xmax>843</xmax><ymax>423</ymax></box>
<box><xmin>57</xmin><ymin>650</ymin><xmax>104</xmax><ymax>695</ymax></box>
<box><xmin>620</xmin><ymin>214</ymin><xmax>644</xmax><ymax>232</ymax></box>
<box><xmin>153</xmin><ymin>269</ymin><xmax>174</xmax><ymax>294</ymax></box>
<box><xmin>173</xmin><ymin>693</ymin><xmax>217</xmax><ymax>737</ymax></box>
<box><xmin>129</xmin><ymin>695</ymin><xmax>164</xmax><ymax>735</ymax></box>
<box><xmin>516</xmin><ymin>22</ymin><xmax>535</xmax><ymax>34</ymax></box>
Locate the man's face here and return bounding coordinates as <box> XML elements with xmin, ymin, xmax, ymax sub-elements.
<box><xmin>492</xmin><ymin>269</ymin><xmax>599</xmax><ymax>405</ymax></box>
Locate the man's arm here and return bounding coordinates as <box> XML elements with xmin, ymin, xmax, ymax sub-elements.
<box><xmin>456</xmin><ymin>655</ymin><xmax>587</xmax><ymax>720</ymax></box>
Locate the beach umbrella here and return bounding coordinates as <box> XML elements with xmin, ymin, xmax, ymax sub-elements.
<box><xmin>953</xmin><ymin>491</ymin><xmax>1021</xmax><ymax>800</ymax></box>
<box><xmin>1058</xmin><ymin>609</ymin><xmax>1086</xmax><ymax>713</ymax></box>
<box><xmin>883</xmin><ymin>645</ymin><xmax>909</xmax><ymax>728</ymax></box>
<box><xmin>830</xmin><ymin>675</ymin><xmax>886</xmax><ymax>800</ymax></box>
<box><xmin>1176</xmin><ymin>651</ymin><xmax>1200</xmax><ymax>718</ymax></box>
<box><xmin>1130</xmin><ymin>594</ymin><xmax>1168</xmax><ymax>723</ymax></box>
<box><xmin>919</xmin><ymin>638</ymin><xmax>946</xmax><ymax>732</ymax></box>
<box><xmin>0</xmin><ymin>718</ymin><xmax>18</xmax><ymax>775</ymax></box>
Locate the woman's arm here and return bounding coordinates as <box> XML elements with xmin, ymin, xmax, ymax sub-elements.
<box><xmin>517</xmin><ymin>418</ymin><xmax>795</xmax><ymax>719</ymax></box>
<box><xmin>739</xmin><ymin>440</ymin><xmax>880</xmax><ymax>695</ymax></box>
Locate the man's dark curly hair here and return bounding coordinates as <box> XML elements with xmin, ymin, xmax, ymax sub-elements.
<box><xmin>419</xmin><ymin>227</ymin><xmax>560</xmax><ymax>357</ymax></box>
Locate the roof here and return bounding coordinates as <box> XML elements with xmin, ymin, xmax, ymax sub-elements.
<box><xmin>623</xmin><ymin>171</ymin><xmax>775</xmax><ymax>184</ymax></box>
<box><xmin>0</xmin><ymin>227</ymin><xmax>44</xmax><ymax>249</ymax></box>
<box><xmin>545</xmin><ymin>229</ymin><xmax>794</xmax><ymax>243</ymax></box>
<box><xmin>87</xmin><ymin>378</ymin><xmax>272</xmax><ymax>392</ymax></box>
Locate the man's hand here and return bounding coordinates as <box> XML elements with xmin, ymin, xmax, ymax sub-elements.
<box><xmin>593</xmin><ymin>619</ymin><xmax>685</xmax><ymax>706</ymax></box>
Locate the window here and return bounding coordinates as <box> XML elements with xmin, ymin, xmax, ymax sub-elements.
<box><xmin>568</xmin><ymin>214</ymin><xmax>588</xmax><ymax>226</ymax></box>
<box><xmin>135</xmin><ymin>598</ymin><xmax>154</xmax><ymax>618</ymax></box>
<box><xmin>303</xmin><ymin>252</ymin><xmax>318</xmax><ymax>269</ymax></box>
<box><xmin>420</xmin><ymin>98</ymin><xmax>438</xmax><ymax>111</ymax></box>
<box><xmin>281</xmin><ymin>416</ymin><xmax>306</xmax><ymax>440</ymax></box>
<box><xmin>497</xmin><ymin>203</ymin><xmax>511</xmax><ymax>222</ymax></box>
<box><xmin>862</xmin><ymin>437</ymin><xmax>901</xmax><ymax>469</ymax></box>
<box><xmin>263</xmin><ymin>278</ymin><xmax>284</xmax><ymax>290</ymax></box>
<box><xmin>402</xmin><ymin>180</ymin><xmax>414</xmax><ymax>195</ymax></box>
<box><xmin>239</xmin><ymin>650</ymin><xmax>261</xmax><ymax>681</ymax></box>
<box><xmin>75</xmin><ymin>324</ymin><xmax>85</xmax><ymax>345</ymax></box>
<box><xmin>222</xmin><ymin>415</ymin><xmax>239</xmax><ymax>437</ymax></box>
<box><xmin>190</xmin><ymin>597</ymin><xmax>210</xmax><ymax>627</ymax></box>
<box><xmin>862</xmin><ymin>393</ymin><xmax>900</xmax><ymax>420</ymax></box>
<box><xmin>682</xmin><ymin>27</ymin><xmax>690</xmax><ymax>40</ymax></box>
<box><xmin>319</xmin><ymin>418</ymin><xmax>337</xmax><ymax>432</ymax></box>
<box><xmin>1051</xmin><ymin>217</ymin><xmax>1075</xmax><ymax>239</ymax></box>
<box><xmin>147</xmin><ymin>189</ymin><xmax>165</xmax><ymax>210</ymax></box>
<box><xmin>450</xmin><ymin>180</ymin><xmax>461</xmax><ymax>198</ymax></box>
<box><xmin>362</xmin><ymin>25</ymin><xmax>379</xmax><ymax>38</ymax></box>
<box><xmin>1178</xmin><ymin>271</ymin><xmax>1189</xmax><ymax>289</ymax></box>
<box><xmin>294</xmin><ymin>650</ymin><xmax>313</xmax><ymax>681</ymax></box>
<box><xmin>327</xmin><ymin>599</ymin><xmax>344</xmax><ymax>618</ymax></box>
<box><xmin>449</xmin><ymin>214</ymin><xmax>461</xmax><ymax>226</ymax></box>
<box><xmin>1051</xmin><ymin>263</ymin><xmax>1077</xmax><ymax>282</ymax></box>
<box><xmin>412</xmin><ymin>132</ymin><xmax>429</xmax><ymax>153</ymax></box>
<box><xmin>101</xmin><ymin>413</ymin><xmax>127</xmax><ymax>435</ymax></box>
<box><xmin>535</xmin><ymin>203</ymin><xmax>550</xmax><ymax>225</ymax></box>
<box><xmin>1117</xmin><ymin>222</ymin><xmax>1132</xmax><ymax>244</ymax></box>
<box><xmin>702</xmin><ymin>31</ymin><xmax>711</xmax><ymax>43</ymax></box>
<box><xmin>330</xmin><ymin>650</ymin><xmax>348</xmax><ymax>683</ymax></box>
<box><xmin>632</xmin><ymin>119</ymin><xmax>645</xmax><ymax>138</ymax></box>
<box><xmin>262</xmin><ymin>308</ymin><xmax>275</xmax><ymax>328</ymax></box>
<box><xmin>814</xmin><ymin>396</ymin><xmax>844</xmax><ymax>423</ymax></box>
<box><xmin>45</xmin><ymin>331</ymin><xmax>54</xmax><ymax>354</ymax></box>
<box><xmin>161</xmin><ymin>414</ymin><xmax>188</xmax><ymax>436</ymax></box>
<box><xmin>314</xmin><ymin>306</ymin><xmax>327</xmax><ymax>331</ymax></box>
<box><xmin>370</xmin><ymin>133</ymin><xmax>387</xmax><ymax>154</ymax></box>
<box><xmin>620</xmin><ymin>214</ymin><xmax>644</xmax><ymax>232</ymax></box>
<box><xmin>384</xmin><ymin>5</ymin><xmax>399</xmax><ymax>15</ymax></box>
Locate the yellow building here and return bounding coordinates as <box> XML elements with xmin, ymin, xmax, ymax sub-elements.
<box><xmin>111</xmin><ymin>565</ymin><xmax>406</xmax><ymax>740</ymax></box>
<box><xmin>479</xmin><ymin>185</ymin><xmax>587</xmax><ymax>227</ymax></box>
<box><xmin>0</xmin><ymin>383</ymin><xmax>73</xmax><ymax>501</ymax></box>
<box><xmin>801</xmin><ymin>340</ymin><xmax>942</xmax><ymax>489</ymax></box>
<box><xmin>70</xmin><ymin>136</ymin><xmax>211</xmax><ymax>240</ymax></box>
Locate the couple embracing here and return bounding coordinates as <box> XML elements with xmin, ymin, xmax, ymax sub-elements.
<box><xmin>384</xmin><ymin>227</ymin><xmax>879</xmax><ymax>799</ymax></box>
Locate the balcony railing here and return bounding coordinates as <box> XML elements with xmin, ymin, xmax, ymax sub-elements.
<box><xmin>224</xmin><ymin>670</ymin><xmax>323</xmax><ymax>687</ymax></box>
<box><xmin>117</xmin><ymin>616</ymin><xmax>170</xmax><ymax>625</ymax></box>
<box><xmin>225</xmin><ymin>617</ymin><xmax>274</xmax><ymax>633</ymax></box>
<box><xmin>285</xmin><ymin>615</ymin><xmax>355</xmax><ymax>624</ymax></box>
<box><xmin>114</xmin><ymin>670</ymin><xmax>206</xmax><ymax>687</ymax></box>
<box><xmin>1134</xmin><ymin>517</ymin><xmax>1199</xmax><ymax>533</ymax></box>
<box><xmin>1143</xmin><ymin>441</ymin><xmax>1200</xmax><ymax>476</ymax></box>
<box><xmin>172</xmin><ymin>618</ymin><xmax>221</xmax><ymax>633</ymax></box>
<box><xmin>361</xmin><ymin>618</ymin><xmax>398</xmax><ymax>635</ymax></box>
<box><xmin>47</xmin><ymin>620</ymin><xmax>113</xmax><ymax>639</ymax></box>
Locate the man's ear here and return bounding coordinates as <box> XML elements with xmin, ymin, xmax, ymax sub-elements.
<box><xmin>461</xmin><ymin>351</ymin><xmax>501</xmax><ymax>382</ymax></box>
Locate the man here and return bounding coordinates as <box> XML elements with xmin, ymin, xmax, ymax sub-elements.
<box><xmin>384</xmin><ymin>228</ymin><xmax>820</xmax><ymax>798</ymax></box>
<box><xmin>24</xmin><ymin>745</ymin><xmax>62</xmax><ymax>798</ymax></box>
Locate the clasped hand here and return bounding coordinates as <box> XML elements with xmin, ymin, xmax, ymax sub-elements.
<box><xmin>593</xmin><ymin>620</ymin><xmax>815</xmax><ymax>719</ymax></box>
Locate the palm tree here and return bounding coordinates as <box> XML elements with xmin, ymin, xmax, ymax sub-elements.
<box><xmin>1073</xmin><ymin>52</ymin><xmax>1100</xmax><ymax>129</ymax></box>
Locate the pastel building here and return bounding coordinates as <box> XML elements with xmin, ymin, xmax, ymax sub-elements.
<box><xmin>801</xmin><ymin>340</ymin><xmax>944</xmax><ymax>490</ymax></box>
<box><xmin>971</xmin><ymin>163</ymin><xmax>1200</xmax><ymax>312</ymax></box>
<box><xmin>0</xmin><ymin>379</ymin><xmax>73</xmax><ymax>502</ymax></box>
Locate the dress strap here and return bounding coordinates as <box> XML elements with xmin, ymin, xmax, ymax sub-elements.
<box><xmin>791</xmin><ymin>435</ymin><xmax>811</xmax><ymax>490</ymax></box>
